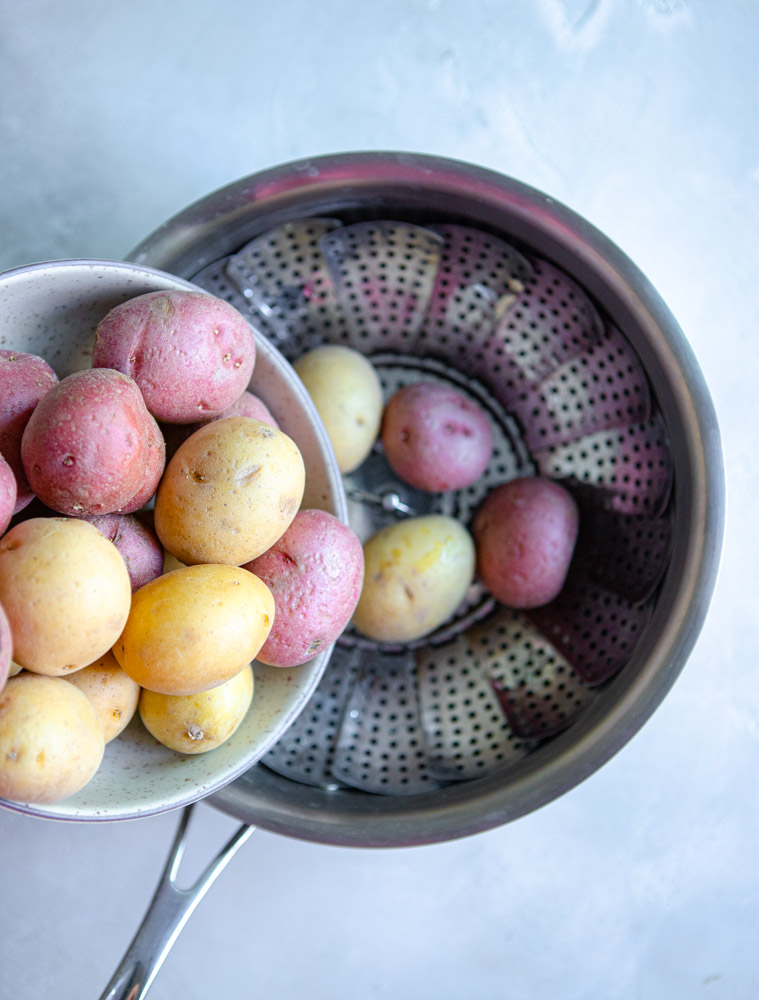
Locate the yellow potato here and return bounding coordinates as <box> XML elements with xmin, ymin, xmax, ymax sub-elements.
<box><xmin>63</xmin><ymin>650</ymin><xmax>140</xmax><ymax>743</ymax></box>
<box><xmin>0</xmin><ymin>673</ymin><xmax>105</xmax><ymax>804</ymax></box>
<box><xmin>352</xmin><ymin>515</ymin><xmax>475</xmax><ymax>643</ymax></box>
<box><xmin>153</xmin><ymin>417</ymin><xmax>305</xmax><ymax>566</ymax></box>
<box><xmin>113</xmin><ymin>563</ymin><xmax>274</xmax><ymax>695</ymax></box>
<box><xmin>294</xmin><ymin>345</ymin><xmax>383</xmax><ymax>474</ymax></box>
<box><xmin>139</xmin><ymin>664</ymin><xmax>253</xmax><ymax>754</ymax></box>
<box><xmin>0</xmin><ymin>518</ymin><xmax>132</xmax><ymax>676</ymax></box>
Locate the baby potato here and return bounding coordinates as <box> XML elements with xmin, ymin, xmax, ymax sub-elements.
<box><xmin>294</xmin><ymin>345</ymin><xmax>383</xmax><ymax>474</ymax></box>
<box><xmin>139</xmin><ymin>664</ymin><xmax>253</xmax><ymax>754</ymax></box>
<box><xmin>63</xmin><ymin>650</ymin><xmax>140</xmax><ymax>742</ymax></box>
<box><xmin>160</xmin><ymin>391</ymin><xmax>279</xmax><ymax>463</ymax></box>
<box><xmin>113</xmin><ymin>563</ymin><xmax>274</xmax><ymax>696</ymax></box>
<box><xmin>153</xmin><ymin>416</ymin><xmax>305</xmax><ymax>566</ymax></box>
<box><xmin>0</xmin><ymin>452</ymin><xmax>16</xmax><ymax>536</ymax></box>
<box><xmin>0</xmin><ymin>349</ymin><xmax>59</xmax><ymax>513</ymax></box>
<box><xmin>0</xmin><ymin>673</ymin><xmax>105</xmax><ymax>804</ymax></box>
<box><xmin>92</xmin><ymin>290</ymin><xmax>256</xmax><ymax>424</ymax></box>
<box><xmin>472</xmin><ymin>477</ymin><xmax>579</xmax><ymax>609</ymax></box>
<box><xmin>212</xmin><ymin>389</ymin><xmax>279</xmax><ymax>428</ymax></box>
<box><xmin>244</xmin><ymin>509</ymin><xmax>364</xmax><ymax>667</ymax></box>
<box><xmin>381</xmin><ymin>381</ymin><xmax>494</xmax><ymax>492</ymax></box>
<box><xmin>352</xmin><ymin>514</ymin><xmax>475</xmax><ymax>644</ymax></box>
<box><xmin>0</xmin><ymin>517</ymin><xmax>132</xmax><ymax>676</ymax></box>
<box><xmin>79</xmin><ymin>512</ymin><xmax>164</xmax><ymax>591</ymax></box>
<box><xmin>119</xmin><ymin>411</ymin><xmax>166</xmax><ymax>513</ymax></box>
<box><xmin>20</xmin><ymin>368</ymin><xmax>159</xmax><ymax>516</ymax></box>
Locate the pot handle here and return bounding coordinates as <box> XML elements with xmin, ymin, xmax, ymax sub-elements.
<box><xmin>98</xmin><ymin>803</ymin><xmax>256</xmax><ymax>1000</ymax></box>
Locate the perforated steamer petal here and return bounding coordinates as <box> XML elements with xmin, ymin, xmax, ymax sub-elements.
<box><xmin>129</xmin><ymin>151</ymin><xmax>724</xmax><ymax>848</ymax></box>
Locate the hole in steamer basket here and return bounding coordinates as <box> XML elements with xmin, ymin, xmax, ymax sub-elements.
<box><xmin>190</xmin><ymin>214</ymin><xmax>675</xmax><ymax>796</ymax></box>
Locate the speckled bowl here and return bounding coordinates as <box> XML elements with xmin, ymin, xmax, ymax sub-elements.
<box><xmin>0</xmin><ymin>259</ymin><xmax>345</xmax><ymax>821</ymax></box>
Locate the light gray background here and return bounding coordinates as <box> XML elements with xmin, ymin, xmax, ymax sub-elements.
<box><xmin>1</xmin><ymin>2</ymin><xmax>756</xmax><ymax>998</ymax></box>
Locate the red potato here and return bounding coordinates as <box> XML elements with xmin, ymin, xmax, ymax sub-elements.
<box><xmin>214</xmin><ymin>389</ymin><xmax>278</xmax><ymax>428</ymax></box>
<box><xmin>119</xmin><ymin>412</ymin><xmax>166</xmax><ymax>512</ymax></box>
<box><xmin>381</xmin><ymin>382</ymin><xmax>494</xmax><ymax>492</ymax></box>
<box><xmin>472</xmin><ymin>477</ymin><xmax>579</xmax><ymax>609</ymax></box>
<box><xmin>160</xmin><ymin>390</ymin><xmax>278</xmax><ymax>463</ymax></box>
<box><xmin>20</xmin><ymin>368</ymin><xmax>159</xmax><ymax>516</ymax></box>
<box><xmin>0</xmin><ymin>350</ymin><xmax>59</xmax><ymax>513</ymax></box>
<box><xmin>0</xmin><ymin>453</ymin><xmax>16</xmax><ymax>536</ymax></box>
<box><xmin>77</xmin><ymin>512</ymin><xmax>164</xmax><ymax>591</ymax></box>
<box><xmin>243</xmin><ymin>509</ymin><xmax>364</xmax><ymax>667</ymax></box>
<box><xmin>0</xmin><ymin>600</ymin><xmax>12</xmax><ymax>692</ymax></box>
<box><xmin>92</xmin><ymin>290</ymin><xmax>256</xmax><ymax>424</ymax></box>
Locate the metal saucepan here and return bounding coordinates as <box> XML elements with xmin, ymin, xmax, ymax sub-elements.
<box><xmin>129</xmin><ymin>151</ymin><xmax>724</xmax><ymax>843</ymax></box>
<box><xmin>11</xmin><ymin>153</ymin><xmax>725</xmax><ymax>998</ymax></box>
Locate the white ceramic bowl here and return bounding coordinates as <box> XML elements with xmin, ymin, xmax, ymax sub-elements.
<box><xmin>0</xmin><ymin>259</ymin><xmax>345</xmax><ymax>821</ymax></box>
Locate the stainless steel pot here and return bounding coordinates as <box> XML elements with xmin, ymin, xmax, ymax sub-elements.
<box><xmin>130</xmin><ymin>151</ymin><xmax>724</xmax><ymax>845</ymax></box>
<box><xmin>100</xmin><ymin>151</ymin><xmax>724</xmax><ymax>997</ymax></box>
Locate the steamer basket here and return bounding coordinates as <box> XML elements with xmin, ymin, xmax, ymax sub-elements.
<box><xmin>130</xmin><ymin>151</ymin><xmax>724</xmax><ymax>847</ymax></box>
